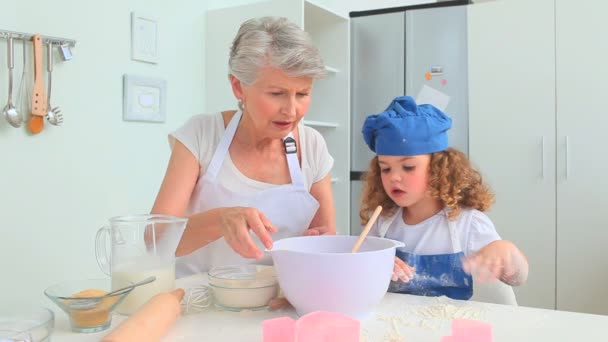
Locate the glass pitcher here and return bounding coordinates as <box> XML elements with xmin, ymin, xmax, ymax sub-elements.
<box><xmin>95</xmin><ymin>214</ymin><xmax>187</xmax><ymax>315</ymax></box>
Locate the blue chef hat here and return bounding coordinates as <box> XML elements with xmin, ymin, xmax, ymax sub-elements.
<box><xmin>362</xmin><ymin>96</ymin><xmax>452</xmax><ymax>156</ymax></box>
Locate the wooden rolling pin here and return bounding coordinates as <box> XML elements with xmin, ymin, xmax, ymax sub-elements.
<box><xmin>102</xmin><ymin>288</ymin><xmax>184</xmax><ymax>342</ymax></box>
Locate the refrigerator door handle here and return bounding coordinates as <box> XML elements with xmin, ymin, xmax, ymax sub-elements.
<box><xmin>541</xmin><ymin>136</ymin><xmax>545</xmax><ymax>180</ymax></box>
<box><xmin>565</xmin><ymin>136</ymin><xmax>569</xmax><ymax>180</ymax></box>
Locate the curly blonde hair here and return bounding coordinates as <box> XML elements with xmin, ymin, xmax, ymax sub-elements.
<box><xmin>359</xmin><ymin>148</ymin><xmax>495</xmax><ymax>224</ymax></box>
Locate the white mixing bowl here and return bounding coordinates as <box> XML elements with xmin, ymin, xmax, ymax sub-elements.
<box><xmin>268</xmin><ymin>235</ymin><xmax>404</xmax><ymax>320</ymax></box>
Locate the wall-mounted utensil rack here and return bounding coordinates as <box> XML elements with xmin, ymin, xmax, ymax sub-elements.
<box><xmin>0</xmin><ymin>29</ymin><xmax>76</xmax><ymax>47</ymax></box>
<box><xmin>0</xmin><ymin>29</ymin><xmax>75</xmax><ymax>132</ymax></box>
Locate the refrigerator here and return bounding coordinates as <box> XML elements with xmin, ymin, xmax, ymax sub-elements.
<box><xmin>350</xmin><ymin>2</ymin><xmax>469</xmax><ymax>235</ymax></box>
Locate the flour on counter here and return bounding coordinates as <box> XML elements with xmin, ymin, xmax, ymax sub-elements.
<box><xmin>414</xmin><ymin>302</ymin><xmax>486</xmax><ymax>321</ymax></box>
<box><xmin>376</xmin><ymin>314</ymin><xmax>410</xmax><ymax>341</ymax></box>
<box><xmin>377</xmin><ymin>296</ymin><xmax>488</xmax><ymax>332</ymax></box>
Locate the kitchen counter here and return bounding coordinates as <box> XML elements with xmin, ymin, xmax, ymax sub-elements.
<box><xmin>50</xmin><ymin>274</ymin><xmax>608</xmax><ymax>341</ymax></box>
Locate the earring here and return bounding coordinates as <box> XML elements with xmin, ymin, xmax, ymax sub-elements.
<box><xmin>238</xmin><ymin>99</ymin><xmax>245</xmax><ymax>110</ymax></box>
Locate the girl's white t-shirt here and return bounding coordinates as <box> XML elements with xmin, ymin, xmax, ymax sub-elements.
<box><xmin>168</xmin><ymin>113</ymin><xmax>334</xmax><ymax>192</ymax></box>
<box><xmin>369</xmin><ymin>208</ymin><xmax>501</xmax><ymax>256</ymax></box>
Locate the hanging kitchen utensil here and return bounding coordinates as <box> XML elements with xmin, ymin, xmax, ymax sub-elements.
<box><xmin>16</xmin><ymin>39</ymin><xmax>31</xmax><ymax>119</ymax></box>
<box><xmin>2</xmin><ymin>37</ymin><xmax>22</xmax><ymax>128</ymax></box>
<box><xmin>27</xmin><ymin>34</ymin><xmax>47</xmax><ymax>134</ymax></box>
<box><xmin>58</xmin><ymin>43</ymin><xmax>73</xmax><ymax>61</ymax></box>
<box><xmin>46</xmin><ymin>42</ymin><xmax>62</xmax><ymax>126</ymax></box>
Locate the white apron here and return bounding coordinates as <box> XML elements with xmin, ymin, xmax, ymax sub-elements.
<box><xmin>176</xmin><ymin>111</ymin><xmax>320</xmax><ymax>277</ymax></box>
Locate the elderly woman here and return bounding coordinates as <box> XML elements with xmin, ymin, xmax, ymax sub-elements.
<box><xmin>152</xmin><ymin>16</ymin><xmax>336</xmax><ymax>277</ymax></box>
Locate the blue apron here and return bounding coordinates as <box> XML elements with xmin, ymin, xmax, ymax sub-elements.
<box><xmin>379</xmin><ymin>211</ymin><xmax>473</xmax><ymax>300</ymax></box>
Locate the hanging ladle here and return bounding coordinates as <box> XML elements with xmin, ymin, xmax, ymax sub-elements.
<box><xmin>2</xmin><ymin>37</ymin><xmax>23</xmax><ymax>128</ymax></box>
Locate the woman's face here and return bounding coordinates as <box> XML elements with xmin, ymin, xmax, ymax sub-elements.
<box><xmin>378</xmin><ymin>154</ymin><xmax>431</xmax><ymax>208</ymax></box>
<box><xmin>231</xmin><ymin>66</ymin><xmax>313</xmax><ymax>138</ymax></box>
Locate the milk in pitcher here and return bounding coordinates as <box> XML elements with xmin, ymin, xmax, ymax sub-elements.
<box><xmin>112</xmin><ymin>260</ymin><xmax>176</xmax><ymax>315</ymax></box>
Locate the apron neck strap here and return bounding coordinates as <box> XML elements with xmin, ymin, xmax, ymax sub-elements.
<box><xmin>283</xmin><ymin>134</ymin><xmax>305</xmax><ymax>188</ymax></box>
<box><xmin>444</xmin><ymin>209</ymin><xmax>462</xmax><ymax>253</ymax></box>
<box><xmin>206</xmin><ymin>111</ymin><xmax>242</xmax><ymax>179</ymax></box>
<box><xmin>378</xmin><ymin>208</ymin><xmax>401</xmax><ymax>238</ymax></box>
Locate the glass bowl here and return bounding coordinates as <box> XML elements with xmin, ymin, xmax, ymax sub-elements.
<box><xmin>44</xmin><ymin>278</ymin><xmax>132</xmax><ymax>333</ymax></box>
<box><xmin>208</xmin><ymin>265</ymin><xmax>279</xmax><ymax>311</ymax></box>
<box><xmin>0</xmin><ymin>307</ymin><xmax>54</xmax><ymax>341</ymax></box>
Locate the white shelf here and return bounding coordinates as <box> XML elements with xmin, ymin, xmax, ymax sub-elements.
<box><xmin>302</xmin><ymin>120</ymin><xmax>339</xmax><ymax>128</ymax></box>
<box><xmin>305</xmin><ymin>0</ymin><xmax>350</xmax><ymax>21</ymax></box>
<box><xmin>324</xmin><ymin>65</ymin><xmax>340</xmax><ymax>73</ymax></box>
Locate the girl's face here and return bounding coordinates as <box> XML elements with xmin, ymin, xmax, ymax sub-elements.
<box><xmin>378</xmin><ymin>154</ymin><xmax>431</xmax><ymax>208</ymax></box>
<box><xmin>231</xmin><ymin>66</ymin><xmax>313</xmax><ymax>139</ymax></box>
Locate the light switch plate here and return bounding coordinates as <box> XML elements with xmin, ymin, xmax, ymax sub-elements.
<box><xmin>123</xmin><ymin>74</ymin><xmax>167</xmax><ymax>123</ymax></box>
<box><xmin>131</xmin><ymin>12</ymin><xmax>159</xmax><ymax>63</ymax></box>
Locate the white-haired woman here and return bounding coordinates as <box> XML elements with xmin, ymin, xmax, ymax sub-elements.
<box><xmin>152</xmin><ymin>16</ymin><xmax>336</xmax><ymax>277</ymax></box>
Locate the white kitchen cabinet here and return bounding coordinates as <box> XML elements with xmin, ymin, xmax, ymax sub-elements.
<box><xmin>555</xmin><ymin>0</ymin><xmax>608</xmax><ymax>315</ymax></box>
<box><xmin>469</xmin><ymin>0</ymin><xmax>608</xmax><ymax>315</ymax></box>
<box><xmin>468</xmin><ymin>0</ymin><xmax>557</xmax><ymax>311</ymax></box>
<box><xmin>205</xmin><ymin>0</ymin><xmax>351</xmax><ymax>235</ymax></box>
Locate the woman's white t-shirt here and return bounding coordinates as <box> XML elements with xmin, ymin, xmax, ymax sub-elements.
<box><xmin>369</xmin><ymin>208</ymin><xmax>501</xmax><ymax>256</ymax></box>
<box><xmin>168</xmin><ymin>113</ymin><xmax>334</xmax><ymax>192</ymax></box>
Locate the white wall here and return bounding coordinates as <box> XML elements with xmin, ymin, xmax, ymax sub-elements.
<box><xmin>0</xmin><ymin>0</ymin><xmax>435</xmax><ymax>309</ymax></box>
<box><xmin>0</xmin><ymin>0</ymin><xmax>215</xmax><ymax>309</ymax></box>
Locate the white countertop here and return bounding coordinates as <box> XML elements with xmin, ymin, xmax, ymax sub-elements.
<box><xmin>50</xmin><ymin>274</ymin><xmax>608</xmax><ymax>341</ymax></box>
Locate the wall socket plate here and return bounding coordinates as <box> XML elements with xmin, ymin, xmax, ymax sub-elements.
<box><xmin>123</xmin><ymin>74</ymin><xmax>167</xmax><ymax>123</ymax></box>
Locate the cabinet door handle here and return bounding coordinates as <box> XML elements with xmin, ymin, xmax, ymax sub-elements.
<box><xmin>541</xmin><ymin>136</ymin><xmax>545</xmax><ymax>179</ymax></box>
<box><xmin>565</xmin><ymin>136</ymin><xmax>569</xmax><ymax>180</ymax></box>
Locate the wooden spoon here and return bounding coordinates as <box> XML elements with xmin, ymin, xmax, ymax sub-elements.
<box><xmin>28</xmin><ymin>34</ymin><xmax>47</xmax><ymax>134</ymax></box>
<box><xmin>351</xmin><ymin>205</ymin><xmax>383</xmax><ymax>253</ymax></box>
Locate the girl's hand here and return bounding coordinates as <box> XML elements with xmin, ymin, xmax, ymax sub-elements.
<box><xmin>462</xmin><ymin>240</ymin><xmax>529</xmax><ymax>285</ymax></box>
<box><xmin>219</xmin><ymin>207</ymin><xmax>277</xmax><ymax>259</ymax></box>
<box><xmin>393</xmin><ymin>256</ymin><xmax>415</xmax><ymax>282</ymax></box>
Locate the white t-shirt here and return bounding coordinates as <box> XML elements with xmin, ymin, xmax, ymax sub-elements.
<box><xmin>168</xmin><ymin>113</ymin><xmax>334</xmax><ymax>192</ymax></box>
<box><xmin>369</xmin><ymin>208</ymin><xmax>501</xmax><ymax>257</ymax></box>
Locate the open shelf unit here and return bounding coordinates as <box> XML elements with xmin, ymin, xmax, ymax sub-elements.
<box><xmin>302</xmin><ymin>120</ymin><xmax>339</xmax><ymax>128</ymax></box>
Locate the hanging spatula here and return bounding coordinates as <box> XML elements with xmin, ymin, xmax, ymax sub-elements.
<box><xmin>28</xmin><ymin>34</ymin><xmax>47</xmax><ymax>134</ymax></box>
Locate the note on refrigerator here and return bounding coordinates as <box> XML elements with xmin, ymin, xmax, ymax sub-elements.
<box><xmin>416</xmin><ymin>85</ymin><xmax>451</xmax><ymax>111</ymax></box>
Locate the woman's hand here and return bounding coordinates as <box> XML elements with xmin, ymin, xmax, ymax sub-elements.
<box><xmin>462</xmin><ymin>240</ymin><xmax>529</xmax><ymax>285</ymax></box>
<box><xmin>393</xmin><ymin>256</ymin><xmax>415</xmax><ymax>282</ymax></box>
<box><xmin>302</xmin><ymin>226</ymin><xmax>335</xmax><ymax>236</ymax></box>
<box><xmin>219</xmin><ymin>207</ymin><xmax>277</xmax><ymax>259</ymax></box>
<box><xmin>268</xmin><ymin>297</ymin><xmax>291</xmax><ymax>310</ymax></box>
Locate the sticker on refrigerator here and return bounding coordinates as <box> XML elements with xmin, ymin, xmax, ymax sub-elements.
<box><xmin>416</xmin><ymin>85</ymin><xmax>451</xmax><ymax>111</ymax></box>
<box><xmin>430</xmin><ymin>65</ymin><xmax>444</xmax><ymax>75</ymax></box>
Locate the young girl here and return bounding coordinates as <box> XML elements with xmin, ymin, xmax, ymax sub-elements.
<box><xmin>360</xmin><ymin>96</ymin><xmax>528</xmax><ymax>301</ymax></box>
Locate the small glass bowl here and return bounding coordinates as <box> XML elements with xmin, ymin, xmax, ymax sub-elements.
<box><xmin>0</xmin><ymin>307</ymin><xmax>54</xmax><ymax>341</ymax></box>
<box><xmin>44</xmin><ymin>279</ymin><xmax>132</xmax><ymax>333</ymax></box>
<box><xmin>208</xmin><ymin>265</ymin><xmax>279</xmax><ymax>311</ymax></box>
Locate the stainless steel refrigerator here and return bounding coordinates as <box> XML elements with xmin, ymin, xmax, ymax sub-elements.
<box><xmin>350</xmin><ymin>2</ymin><xmax>470</xmax><ymax>235</ymax></box>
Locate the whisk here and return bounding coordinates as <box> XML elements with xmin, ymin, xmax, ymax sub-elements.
<box><xmin>181</xmin><ymin>286</ymin><xmax>212</xmax><ymax>314</ymax></box>
<box><xmin>16</xmin><ymin>40</ymin><xmax>30</xmax><ymax>118</ymax></box>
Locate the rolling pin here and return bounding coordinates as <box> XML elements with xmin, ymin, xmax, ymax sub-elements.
<box><xmin>102</xmin><ymin>288</ymin><xmax>184</xmax><ymax>342</ymax></box>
